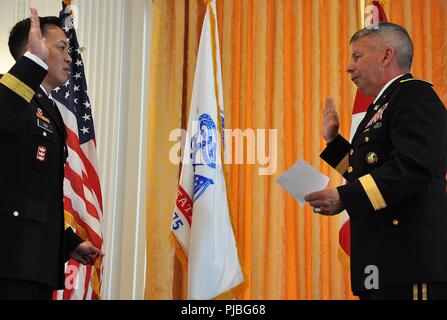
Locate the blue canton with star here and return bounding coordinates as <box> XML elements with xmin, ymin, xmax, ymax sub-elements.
<box><xmin>52</xmin><ymin>2</ymin><xmax>96</xmax><ymax>145</ymax></box>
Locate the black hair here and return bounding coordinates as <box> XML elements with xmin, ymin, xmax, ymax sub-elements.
<box><xmin>8</xmin><ymin>16</ymin><xmax>61</xmax><ymax>61</ymax></box>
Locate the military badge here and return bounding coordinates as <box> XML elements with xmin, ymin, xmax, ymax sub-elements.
<box><xmin>366</xmin><ymin>152</ymin><xmax>378</xmax><ymax>165</ymax></box>
<box><xmin>373</xmin><ymin>122</ymin><xmax>382</xmax><ymax>129</ymax></box>
<box><xmin>37</xmin><ymin>119</ymin><xmax>53</xmax><ymax>133</ymax></box>
<box><xmin>36</xmin><ymin>108</ymin><xmax>51</xmax><ymax>123</ymax></box>
<box><xmin>366</xmin><ymin>103</ymin><xmax>388</xmax><ymax>129</ymax></box>
<box><xmin>36</xmin><ymin>146</ymin><xmax>47</xmax><ymax>162</ymax></box>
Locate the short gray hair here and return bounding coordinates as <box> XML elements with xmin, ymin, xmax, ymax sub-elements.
<box><xmin>350</xmin><ymin>22</ymin><xmax>414</xmax><ymax>71</ymax></box>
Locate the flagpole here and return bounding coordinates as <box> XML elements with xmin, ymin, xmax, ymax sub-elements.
<box><xmin>360</xmin><ymin>0</ymin><xmax>365</xmax><ymax>28</ymax></box>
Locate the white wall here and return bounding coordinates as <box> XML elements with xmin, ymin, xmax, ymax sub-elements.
<box><xmin>0</xmin><ymin>0</ymin><xmax>152</xmax><ymax>299</ymax></box>
<box><xmin>0</xmin><ymin>1</ymin><xmax>16</xmax><ymax>73</ymax></box>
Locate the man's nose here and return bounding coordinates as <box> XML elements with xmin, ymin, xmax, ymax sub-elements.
<box><xmin>346</xmin><ymin>63</ymin><xmax>354</xmax><ymax>74</ymax></box>
<box><xmin>65</xmin><ymin>53</ymin><xmax>72</xmax><ymax>64</ymax></box>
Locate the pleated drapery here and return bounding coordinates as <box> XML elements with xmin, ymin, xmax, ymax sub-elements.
<box><xmin>145</xmin><ymin>0</ymin><xmax>447</xmax><ymax>300</ymax></box>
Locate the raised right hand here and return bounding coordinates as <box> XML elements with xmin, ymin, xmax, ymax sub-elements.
<box><xmin>323</xmin><ymin>97</ymin><xmax>340</xmax><ymax>143</ymax></box>
<box><xmin>26</xmin><ymin>8</ymin><xmax>49</xmax><ymax>63</ymax></box>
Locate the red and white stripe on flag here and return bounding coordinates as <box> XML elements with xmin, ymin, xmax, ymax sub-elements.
<box><xmin>171</xmin><ymin>0</ymin><xmax>243</xmax><ymax>300</ymax></box>
<box><xmin>54</xmin><ymin>100</ymin><xmax>104</xmax><ymax>300</ymax></box>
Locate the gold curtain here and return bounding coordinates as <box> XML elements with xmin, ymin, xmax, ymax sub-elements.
<box><xmin>145</xmin><ymin>0</ymin><xmax>447</xmax><ymax>300</ymax></box>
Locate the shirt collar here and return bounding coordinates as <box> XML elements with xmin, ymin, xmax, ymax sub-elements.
<box><xmin>39</xmin><ymin>85</ymin><xmax>54</xmax><ymax>101</ymax></box>
<box><xmin>373</xmin><ymin>74</ymin><xmax>405</xmax><ymax>104</ymax></box>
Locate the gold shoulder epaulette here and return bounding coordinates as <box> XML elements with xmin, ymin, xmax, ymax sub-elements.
<box><xmin>400</xmin><ymin>78</ymin><xmax>433</xmax><ymax>86</ymax></box>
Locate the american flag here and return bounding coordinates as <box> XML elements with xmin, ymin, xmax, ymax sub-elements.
<box><xmin>52</xmin><ymin>1</ymin><xmax>104</xmax><ymax>300</ymax></box>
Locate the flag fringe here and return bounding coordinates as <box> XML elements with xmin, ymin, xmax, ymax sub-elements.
<box><xmin>64</xmin><ymin>210</ymin><xmax>101</xmax><ymax>299</ymax></box>
<box><xmin>169</xmin><ymin>232</ymin><xmax>189</xmax><ymax>276</ymax></box>
<box><xmin>337</xmin><ymin>246</ymin><xmax>350</xmax><ymax>271</ymax></box>
<box><xmin>91</xmin><ymin>257</ymin><xmax>102</xmax><ymax>299</ymax></box>
<box><xmin>212</xmin><ymin>279</ymin><xmax>248</xmax><ymax>300</ymax></box>
<box><xmin>208</xmin><ymin>1</ymin><xmax>248</xmax><ymax>298</ymax></box>
<box><xmin>169</xmin><ymin>232</ymin><xmax>247</xmax><ymax>300</ymax></box>
<box><xmin>65</xmin><ymin>210</ymin><xmax>88</xmax><ymax>240</ymax></box>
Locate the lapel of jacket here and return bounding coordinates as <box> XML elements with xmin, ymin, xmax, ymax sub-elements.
<box><xmin>351</xmin><ymin>73</ymin><xmax>413</xmax><ymax>144</ymax></box>
<box><xmin>34</xmin><ymin>88</ymin><xmax>65</xmax><ymax>137</ymax></box>
<box><xmin>351</xmin><ymin>101</ymin><xmax>375</xmax><ymax>143</ymax></box>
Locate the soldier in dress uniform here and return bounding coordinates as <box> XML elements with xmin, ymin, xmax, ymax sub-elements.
<box><xmin>0</xmin><ymin>9</ymin><xmax>103</xmax><ymax>300</ymax></box>
<box><xmin>305</xmin><ymin>22</ymin><xmax>447</xmax><ymax>300</ymax></box>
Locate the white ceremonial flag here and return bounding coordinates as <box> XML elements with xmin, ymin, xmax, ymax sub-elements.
<box><xmin>171</xmin><ymin>0</ymin><xmax>243</xmax><ymax>300</ymax></box>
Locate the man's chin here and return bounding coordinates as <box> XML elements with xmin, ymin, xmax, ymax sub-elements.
<box><xmin>59</xmin><ymin>76</ymin><xmax>70</xmax><ymax>87</ymax></box>
<box><xmin>355</xmin><ymin>85</ymin><xmax>373</xmax><ymax>98</ymax></box>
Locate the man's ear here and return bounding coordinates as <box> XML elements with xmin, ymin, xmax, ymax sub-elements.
<box><xmin>382</xmin><ymin>47</ymin><xmax>395</xmax><ymax>67</ymax></box>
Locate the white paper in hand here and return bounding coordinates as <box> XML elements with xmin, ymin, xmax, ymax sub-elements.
<box><xmin>276</xmin><ymin>159</ymin><xmax>329</xmax><ymax>207</ymax></box>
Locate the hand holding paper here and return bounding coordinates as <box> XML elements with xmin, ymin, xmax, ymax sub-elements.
<box><xmin>275</xmin><ymin>159</ymin><xmax>329</xmax><ymax>207</ymax></box>
<box><xmin>276</xmin><ymin>159</ymin><xmax>344</xmax><ymax>215</ymax></box>
<box><xmin>304</xmin><ymin>188</ymin><xmax>344</xmax><ymax>215</ymax></box>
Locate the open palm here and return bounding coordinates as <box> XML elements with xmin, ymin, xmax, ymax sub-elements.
<box><xmin>27</xmin><ymin>8</ymin><xmax>49</xmax><ymax>62</ymax></box>
<box><xmin>323</xmin><ymin>97</ymin><xmax>340</xmax><ymax>143</ymax></box>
